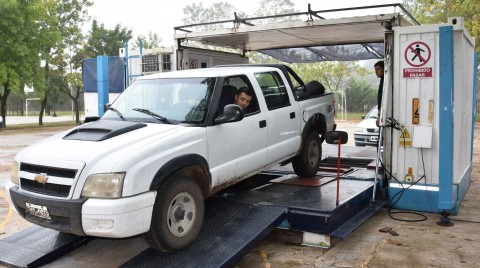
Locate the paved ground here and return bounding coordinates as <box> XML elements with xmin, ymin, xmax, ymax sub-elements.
<box><xmin>1</xmin><ymin>115</ymin><xmax>80</xmax><ymax>126</ymax></box>
<box><xmin>0</xmin><ymin>122</ymin><xmax>479</xmax><ymax>267</ymax></box>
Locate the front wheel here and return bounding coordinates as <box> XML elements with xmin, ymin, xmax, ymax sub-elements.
<box><xmin>292</xmin><ymin>130</ymin><xmax>322</xmax><ymax>177</ymax></box>
<box><xmin>144</xmin><ymin>174</ymin><xmax>204</xmax><ymax>252</ymax></box>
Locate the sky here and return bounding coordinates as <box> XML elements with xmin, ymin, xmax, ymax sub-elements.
<box><xmin>87</xmin><ymin>0</ymin><xmax>401</xmax><ymax>47</ymax></box>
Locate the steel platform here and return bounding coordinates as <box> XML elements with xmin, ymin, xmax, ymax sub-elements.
<box><xmin>120</xmin><ymin>198</ymin><xmax>287</xmax><ymax>268</ymax></box>
<box><xmin>0</xmin><ymin>225</ymin><xmax>92</xmax><ymax>267</ymax></box>
<box><xmin>223</xmin><ymin>170</ymin><xmax>383</xmax><ymax>238</ymax></box>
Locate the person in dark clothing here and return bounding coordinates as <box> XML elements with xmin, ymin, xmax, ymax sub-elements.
<box><xmin>374</xmin><ymin>61</ymin><xmax>384</xmax><ymax>127</ymax></box>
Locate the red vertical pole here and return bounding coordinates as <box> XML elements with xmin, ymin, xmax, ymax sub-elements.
<box><xmin>336</xmin><ymin>136</ymin><xmax>341</xmax><ymax>205</ymax></box>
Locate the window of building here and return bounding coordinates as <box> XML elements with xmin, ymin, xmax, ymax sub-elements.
<box><xmin>162</xmin><ymin>53</ymin><xmax>172</xmax><ymax>71</ymax></box>
<box><xmin>142</xmin><ymin>54</ymin><xmax>159</xmax><ymax>73</ymax></box>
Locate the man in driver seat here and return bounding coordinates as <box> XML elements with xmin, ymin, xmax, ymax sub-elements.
<box><xmin>234</xmin><ymin>87</ymin><xmax>254</xmax><ymax>114</ymax></box>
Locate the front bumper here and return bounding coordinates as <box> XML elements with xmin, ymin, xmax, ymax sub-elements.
<box><xmin>354</xmin><ymin>133</ymin><xmax>379</xmax><ymax>146</ymax></box>
<box><xmin>6</xmin><ymin>182</ymin><xmax>156</xmax><ymax>238</ymax></box>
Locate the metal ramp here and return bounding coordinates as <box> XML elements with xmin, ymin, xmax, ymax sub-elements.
<box><xmin>120</xmin><ymin>198</ymin><xmax>287</xmax><ymax>268</ymax></box>
<box><xmin>0</xmin><ymin>226</ymin><xmax>92</xmax><ymax>267</ymax></box>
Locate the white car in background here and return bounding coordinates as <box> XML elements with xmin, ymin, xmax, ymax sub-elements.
<box><xmin>354</xmin><ymin>106</ymin><xmax>379</xmax><ymax>146</ymax></box>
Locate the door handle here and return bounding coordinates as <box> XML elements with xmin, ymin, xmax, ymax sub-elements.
<box><xmin>259</xmin><ymin>120</ymin><xmax>267</xmax><ymax>128</ymax></box>
<box><xmin>290</xmin><ymin>112</ymin><xmax>295</xmax><ymax>119</ymax></box>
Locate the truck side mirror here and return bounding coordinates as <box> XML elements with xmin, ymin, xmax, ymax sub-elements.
<box><xmin>214</xmin><ymin>104</ymin><xmax>244</xmax><ymax>125</ymax></box>
<box><xmin>325</xmin><ymin>131</ymin><xmax>348</xmax><ymax>144</ymax></box>
<box><xmin>84</xmin><ymin>116</ymin><xmax>100</xmax><ymax>123</ymax></box>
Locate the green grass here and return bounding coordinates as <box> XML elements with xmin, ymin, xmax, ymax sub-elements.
<box><xmin>22</xmin><ymin>111</ymin><xmax>84</xmax><ymax>117</ymax></box>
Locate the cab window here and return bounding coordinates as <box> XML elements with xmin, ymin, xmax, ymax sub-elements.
<box><xmin>255</xmin><ymin>71</ymin><xmax>291</xmax><ymax>110</ymax></box>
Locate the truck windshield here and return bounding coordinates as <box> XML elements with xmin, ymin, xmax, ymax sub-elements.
<box><xmin>103</xmin><ymin>77</ymin><xmax>216</xmax><ymax>124</ymax></box>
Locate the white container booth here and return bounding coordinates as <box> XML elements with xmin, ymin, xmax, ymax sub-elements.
<box><xmin>383</xmin><ymin>18</ymin><xmax>477</xmax><ymax>216</ymax></box>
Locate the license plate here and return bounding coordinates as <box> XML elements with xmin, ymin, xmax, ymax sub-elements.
<box><xmin>26</xmin><ymin>203</ymin><xmax>51</xmax><ymax>220</ymax></box>
<box><xmin>370</xmin><ymin>136</ymin><xmax>378</xmax><ymax>142</ymax></box>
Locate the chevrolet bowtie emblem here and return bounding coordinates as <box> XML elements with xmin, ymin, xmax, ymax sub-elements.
<box><xmin>34</xmin><ymin>173</ymin><xmax>49</xmax><ymax>184</ymax></box>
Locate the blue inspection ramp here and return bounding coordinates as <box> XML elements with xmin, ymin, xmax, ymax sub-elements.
<box><xmin>0</xmin><ymin>150</ymin><xmax>385</xmax><ymax>268</ymax></box>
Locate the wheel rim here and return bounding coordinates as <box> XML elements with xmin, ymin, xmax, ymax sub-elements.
<box><xmin>167</xmin><ymin>192</ymin><xmax>197</xmax><ymax>237</ymax></box>
<box><xmin>307</xmin><ymin>139</ymin><xmax>320</xmax><ymax>167</ymax></box>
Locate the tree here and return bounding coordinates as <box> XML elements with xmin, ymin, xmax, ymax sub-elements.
<box><xmin>182</xmin><ymin>2</ymin><xmax>240</xmax><ymax>31</ymax></box>
<box><xmin>77</xmin><ymin>20</ymin><xmax>132</xmax><ymax>59</ymax></box>
<box><xmin>404</xmin><ymin>0</ymin><xmax>480</xmax><ymax>53</ymax></box>
<box><xmin>344</xmin><ymin>79</ymin><xmax>376</xmax><ymax>113</ymax></box>
<box><xmin>134</xmin><ymin>31</ymin><xmax>162</xmax><ymax>49</ymax></box>
<box><xmin>0</xmin><ymin>0</ymin><xmax>45</xmax><ymax>126</ymax></box>
<box><xmin>34</xmin><ymin>0</ymin><xmax>92</xmax><ymax>125</ymax></box>
<box><xmin>253</xmin><ymin>0</ymin><xmax>299</xmax><ymax>24</ymax></box>
<box><xmin>291</xmin><ymin>62</ymin><xmax>370</xmax><ymax>93</ymax></box>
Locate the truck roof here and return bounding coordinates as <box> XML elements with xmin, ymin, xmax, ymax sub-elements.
<box><xmin>138</xmin><ymin>65</ymin><xmax>280</xmax><ymax>80</ymax></box>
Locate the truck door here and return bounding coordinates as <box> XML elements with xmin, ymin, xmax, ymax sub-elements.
<box><xmin>254</xmin><ymin>71</ymin><xmax>301</xmax><ymax>165</ymax></box>
<box><xmin>206</xmin><ymin>75</ymin><xmax>268</xmax><ymax>187</ymax></box>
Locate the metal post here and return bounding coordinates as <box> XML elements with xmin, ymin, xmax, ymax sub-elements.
<box><xmin>125</xmin><ymin>42</ymin><xmax>129</xmax><ymax>87</ymax></box>
<box><xmin>97</xmin><ymin>55</ymin><xmax>109</xmax><ymax>117</ymax></box>
<box><xmin>336</xmin><ymin>136</ymin><xmax>341</xmax><ymax>205</ymax></box>
<box><xmin>371</xmin><ymin>126</ymin><xmax>383</xmax><ymax>203</ymax></box>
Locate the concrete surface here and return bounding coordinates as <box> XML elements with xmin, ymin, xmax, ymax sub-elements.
<box><xmin>0</xmin><ymin>122</ymin><xmax>479</xmax><ymax>267</ymax></box>
<box><xmin>2</xmin><ymin>115</ymin><xmax>80</xmax><ymax>126</ymax></box>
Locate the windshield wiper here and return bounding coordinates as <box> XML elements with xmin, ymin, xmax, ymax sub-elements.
<box><xmin>107</xmin><ymin>107</ymin><xmax>126</xmax><ymax>121</ymax></box>
<box><xmin>133</xmin><ymin>108</ymin><xmax>175</xmax><ymax>124</ymax></box>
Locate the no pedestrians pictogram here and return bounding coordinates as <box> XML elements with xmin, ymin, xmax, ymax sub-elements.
<box><xmin>404</xmin><ymin>41</ymin><xmax>431</xmax><ymax>67</ymax></box>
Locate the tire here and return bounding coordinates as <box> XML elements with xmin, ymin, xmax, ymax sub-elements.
<box><xmin>144</xmin><ymin>174</ymin><xmax>204</xmax><ymax>252</ymax></box>
<box><xmin>292</xmin><ymin>130</ymin><xmax>322</xmax><ymax>177</ymax></box>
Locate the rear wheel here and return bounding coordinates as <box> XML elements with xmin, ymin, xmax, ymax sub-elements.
<box><xmin>292</xmin><ymin>130</ymin><xmax>322</xmax><ymax>177</ymax></box>
<box><xmin>144</xmin><ymin>174</ymin><xmax>204</xmax><ymax>252</ymax></box>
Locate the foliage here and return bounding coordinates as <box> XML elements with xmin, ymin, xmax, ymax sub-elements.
<box><xmin>403</xmin><ymin>0</ymin><xmax>480</xmax><ymax>53</ymax></box>
<box><xmin>344</xmin><ymin>79</ymin><xmax>376</xmax><ymax>113</ymax></box>
<box><xmin>253</xmin><ymin>0</ymin><xmax>299</xmax><ymax>24</ymax></box>
<box><xmin>77</xmin><ymin>19</ymin><xmax>132</xmax><ymax>58</ymax></box>
<box><xmin>290</xmin><ymin>62</ymin><xmax>370</xmax><ymax>93</ymax></box>
<box><xmin>134</xmin><ymin>31</ymin><xmax>162</xmax><ymax>49</ymax></box>
<box><xmin>0</xmin><ymin>0</ymin><xmax>46</xmax><ymax>125</ymax></box>
<box><xmin>182</xmin><ymin>2</ymin><xmax>242</xmax><ymax>32</ymax></box>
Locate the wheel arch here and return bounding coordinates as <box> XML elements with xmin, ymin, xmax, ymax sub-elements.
<box><xmin>149</xmin><ymin>154</ymin><xmax>211</xmax><ymax>197</ymax></box>
<box><xmin>302</xmin><ymin>113</ymin><xmax>327</xmax><ymax>143</ymax></box>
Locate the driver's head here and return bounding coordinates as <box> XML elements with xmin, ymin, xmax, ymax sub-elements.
<box><xmin>234</xmin><ymin>87</ymin><xmax>253</xmax><ymax>110</ymax></box>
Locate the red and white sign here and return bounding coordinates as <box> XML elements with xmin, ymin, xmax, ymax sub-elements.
<box><xmin>402</xmin><ymin>40</ymin><xmax>434</xmax><ymax>78</ymax></box>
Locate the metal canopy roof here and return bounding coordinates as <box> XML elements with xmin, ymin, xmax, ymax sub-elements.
<box><xmin>174</xmin><ymin>10</ymin><xmax>415</xmax><ymax>63</ymax></box>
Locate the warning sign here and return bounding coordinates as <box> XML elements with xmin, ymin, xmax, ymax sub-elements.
<box><xmin>412</xmin><ymin>98</ymin><xmax>419</xmax><ymax>124</ymax></box>
<box><xmin>189</xmin><ymin>59</ymin><xmax>198</xmax><ymax>69</ymax></box>
<box><xmin>399</xmin><ymin>128</ymin><xmax>412</xmax><ymax>147</ymax></box>
<box><xmin>402</xmin><ymin>40</ymin><xmax>434</xmax><ymax>78</ymax></box>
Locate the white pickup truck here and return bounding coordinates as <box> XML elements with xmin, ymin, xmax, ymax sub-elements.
<box><xmin>6</xmin><ymin>64</ymin><xmax>335</xmax><ymax>251</ymax></box>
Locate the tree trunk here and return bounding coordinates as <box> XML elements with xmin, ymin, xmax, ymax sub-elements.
<box><xmin>0</xmin><ymin>83</ymin><xmax>10</xmax><ymax>126</ymax></box>
<box><xmin>73</xmin><ymin>98</ymin><xmax>80</xmax><ymax>124</ymax></box>
<box><xmin>39</xmin><ymin>97</ymin><xmax>47</xmax><ymax>126</ymax></box>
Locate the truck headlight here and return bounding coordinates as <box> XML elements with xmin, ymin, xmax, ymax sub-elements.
<box><xmin>355</xmin><ymin>127</ymin><xmax>366</xmax><ymax>133</ymax></box>
<box><xmin>10</xmin><ymin>160</ymin><xmax>20</xmax><ymax>185</ymax></box>
<box><xmin>81</xmin><ymin>173</ymin><xmax>125</xmax><ymax>198</ymax></box>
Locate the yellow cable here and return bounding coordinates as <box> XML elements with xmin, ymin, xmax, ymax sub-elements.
<box><xmin>258</xmin><ymin>243</ymin><xmax>271</xmax><ymax>268</ymax></box>
<box><xmin>0</xmin><ymin>189</ymin><xmax>13</xmax><ymax>230</ymax></box>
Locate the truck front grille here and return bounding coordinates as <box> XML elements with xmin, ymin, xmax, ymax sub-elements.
<box><xmin>21</xmin><ymin>163</ymin><xmax>77</xmax><ymax>179</ymax></box>
<box><xmin>20</xmin><ymin>178</ymin><xmax>71</xmax><ymax>197</ymax></box>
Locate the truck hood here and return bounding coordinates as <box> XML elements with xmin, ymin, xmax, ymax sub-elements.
<box><xmin>19</xmin><ymin>120</ymin><xmax>188</xmax><ymax>163</ymax></box>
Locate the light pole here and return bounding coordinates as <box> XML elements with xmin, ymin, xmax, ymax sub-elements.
<box><xmin>334</xmin><ymin>91</ymin><xmax>347</xmax><ymax>120</ymax></box>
